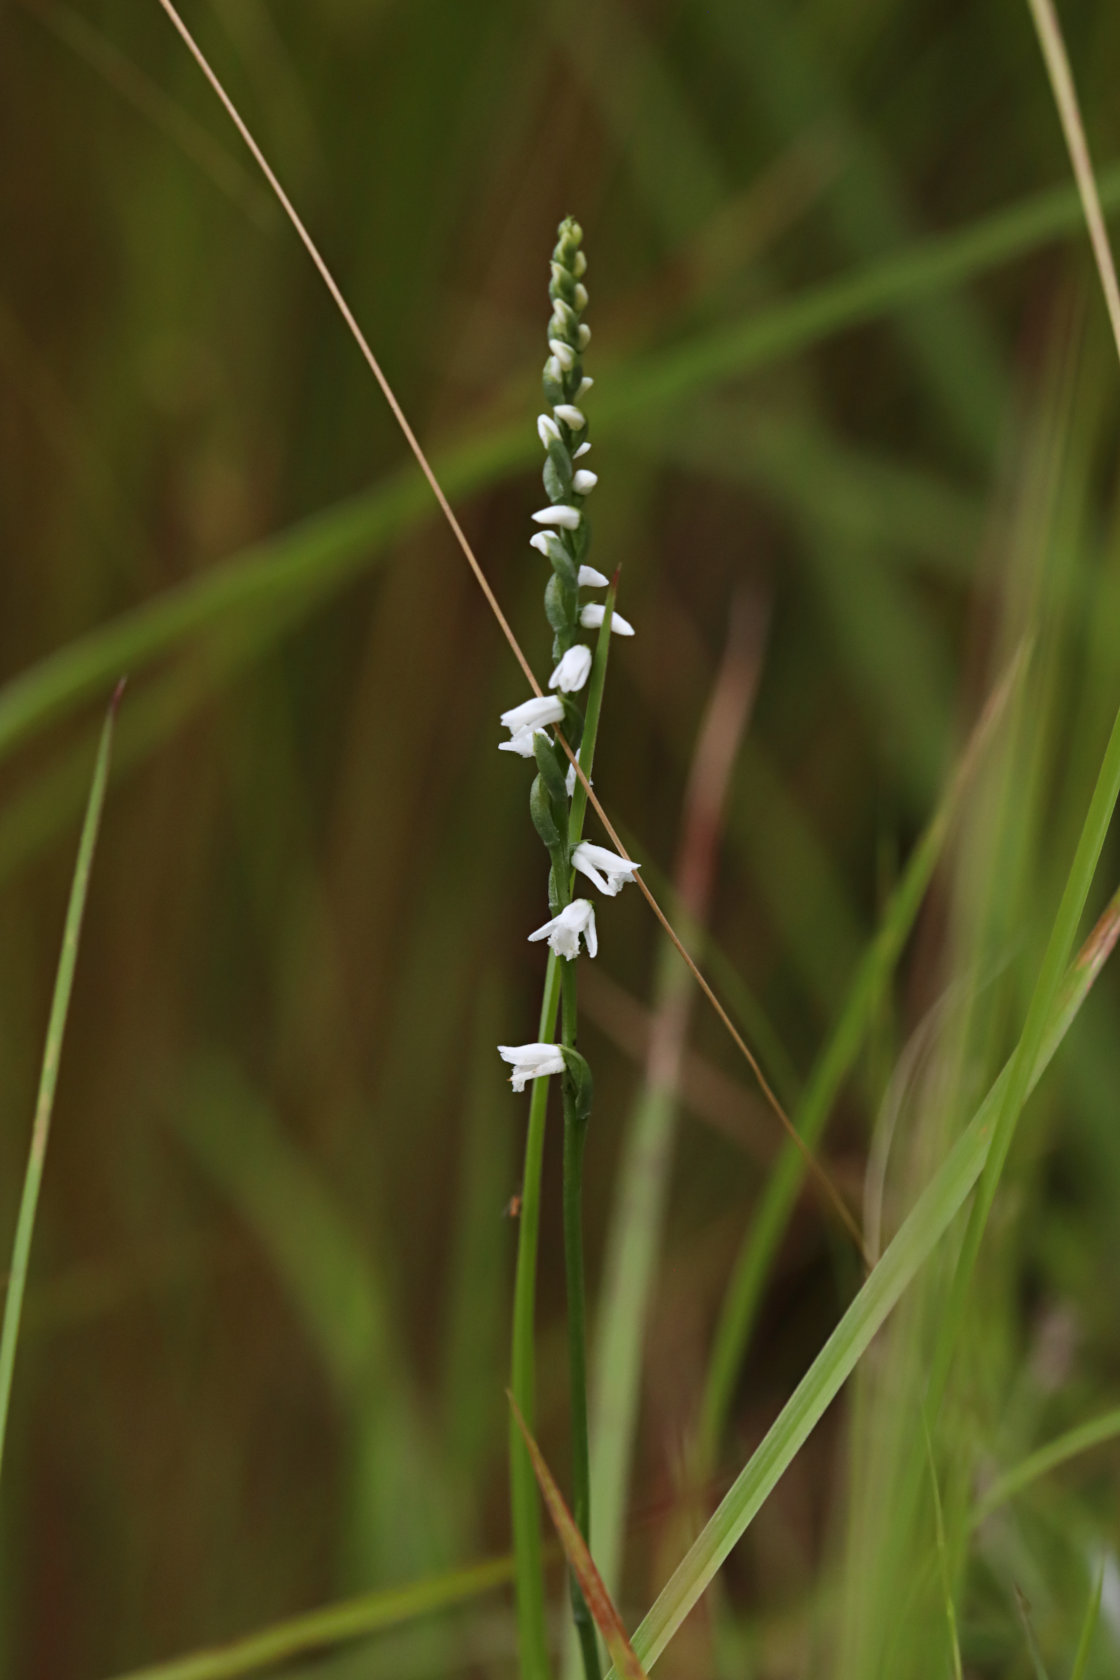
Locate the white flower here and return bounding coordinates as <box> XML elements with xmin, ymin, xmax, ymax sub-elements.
<box><xmin>537</xmin><ymin>413</ymin><xmax>561</xmax><ymax>447</ymax></box>
<box><xmin>499</xmin><ymin>695</ymin><xmax>563</xmax><ymax>755</ymax></box>
<box><xmin>553</xmin><ymin>404</ymin><xmax>586</xmax><ymax>429</ymax></box>
<box><xmin>500</xmin><ymin>727</ymin><xmax>550</xmax><ymax>757</ymax></box>
<box><xmin>573</xmin><ymin>441</ymin><xmax>591</xmax><ymax>458</ymax></box>
<box><xmin>532</xmin><ymin>505</ymin><xmax>581</xmax><ymax>530</ymax></box>
<box><xmin>577</xmin><ymin>324</ymin><xmax>591</xmax><ymax>349</ymax></box>
<box><xmin>548</xmin><ymin>338</ymin><xmax>575</xmax><ymax>371</ymax></box>
<box><xmin>545</xmin><ymin>356</ymin><xmax>564</xmax><ymax>385</ymax></box>
<box><xmin>528</xmin><ymin>899</ymin><xmax>598</xmax><ymax>960</ymax></box>
<box><xmin>498</xmin><ymin>1042</ymin><xmax>565</xmax><ymax>1092</ymax></box>
<box><xmin>571</xmin><ymin>841</ymin><xmax>641</xmax><ymax>897</ymax></box>
<box><xmin>576</xmin><ymin>376</ymin><xmax>594</xmax><ymax>399</ymax></box>
<box><xmin>572</xmin><ymin>470</ymin><xmax>598</xmax><ymax>495</ymax></box>
<box><xmin>573</xmin><ymin>283</ymin><xmax>589</xmax><ymax>310</ymax></box>
<box><xmin>549</xmin><ymin>645</ymin><xmax>593</xmax><ymax>693</ymax></box>
<box><xmin>529</xmin><ymin>532</ymin><xmax>552</xmax><ymax>557</ymax></box>
<box><xmin>578</xmin><ymin>565</ymin><xmax>609</xmax><ymax>587</ymax></box>
<box><xmin>580</xmin><ymin>604</ymin><xmax>635</xmax><ymax>636</ymax></box>
<box><xmin>551</xmin><ymin>298</ymin><xmax>577</xmax><ymax>330</ymax></box>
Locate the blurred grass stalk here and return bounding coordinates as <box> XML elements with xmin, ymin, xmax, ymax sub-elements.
<box><xmin>0</xmin><ymin>685</ymin><xmax>120</xmax><ymax>1479</ymax></box>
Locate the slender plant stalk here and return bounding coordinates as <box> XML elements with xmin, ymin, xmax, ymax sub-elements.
<box><xmin>0</xmin><ymin>682</ymin><xmax>121</xmax><ymax>1481</ymax></box>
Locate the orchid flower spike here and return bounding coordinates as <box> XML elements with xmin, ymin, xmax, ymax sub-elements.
<box><xmin>571</xmin><ymin>841</ymin><xmax>641</xmax><ymax>897</ymax></box>
<box><xmin>580</xmin><ymin>603</ymin><xmax>635</xmax><ymax>636</ymax></box>
<box><xmin>550</xmin><ymin>644</ymin><xmax>593</xmax><ymax>693</ymax></box>
<box><xmin>498</xmin><ymin>1042</ymin><xmax>565</xmax><ymax>1092</ymax></box>
<box><xmin>528</xmin><ymin>899</ymin><xmax>598</xmax><ymax>961</ymax></box>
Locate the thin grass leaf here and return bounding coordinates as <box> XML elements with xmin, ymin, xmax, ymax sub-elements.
<box><xmin>1015</xmin><ymin>1584</ymin><xmax>1054</xmax><ymax>1680</ymax></box>
<box><xmin>604</xmin><ymin>888</ymin><xmax>1120</xmax><ymax>1678</ymax></box>
<box><xmin>973</xmin><ymin>1405</ymin><xmax>1120</xmax><ymax>1524</ymax></box>
<box><xmin>104</xmin><ymin>1554</ymin><xmax>517</xmax><ymax>1680</ymax></box>
<box><xmin>1070</xmin><ymin>1567</ymin><xmax>1103</xmax><ymax>1680</ymax></box>
<box><xmin>510</xmin><ymin>1397</ymin><xmax>649</xmax><ymax>1680</ymax></box>
<box><xmin>0</xmin><ymin>680</ymin><xmax>121</xmax><ymax>1481</ymax></box>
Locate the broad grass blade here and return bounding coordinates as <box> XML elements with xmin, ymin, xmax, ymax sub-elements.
<box><xmin>606</xmin><ymin>888</ymin><xmax>1120</xmax><ymax>1678</ymax></box>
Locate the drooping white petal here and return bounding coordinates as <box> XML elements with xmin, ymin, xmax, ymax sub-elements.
<box><xmin>553</xmin><ymin>404</ymin><xmax>586</xmax><ymax>429</ymax></box>
<box><xmin>580</xmin><ymin>604</ymin><xmax>635</xmax><ymax>636</ymax></box>
<box><xmin>549</xmin><ymin>644</ymin><xmax>593</xmax><ymax>693</ymax></box>
<box><xmin>578</xmin><ymin>565</ymin><xmax>609</xmax><ymax>587</ymax></box>
<box><xmin>500</xmin><ymin>695</ymin><xmax>565</xmax><ymax>734</ymax></box>
<box><xmin>537</xmin><ymin>413</ymin><xmax>561</xmax><ymax>448</ymax></box>
<box><xmin>532</xmin><ymin>505</ymin><xmax>581</xmax><ymax>530</ymax></box>
<box><xmin>572</xmin><ymin>470</ymin><xmax>598</xmax><ymax>495</ymax></box>
<box><xmin>548</xmin><ymin>338</ymin><xmax>575</xmax><ymax>371</ymax></box>
<box><xmin>499</xmin><ymin>726</ymin><xmax>549</xmax><ymax>758</ymax></box>
<box><xmin>571</xmin><ymin>841</ymin><xmax>641</xmax><ymax>897</ymax></box>
<box><xmin>498</xmin><ymin>1041</ymin><xmax>566</xmax><ymax>1091</ymax></box>
<box><xmin>527</xmin><ymin>899</ymin><xmax>597</xmax><ymax>961</ymax></box>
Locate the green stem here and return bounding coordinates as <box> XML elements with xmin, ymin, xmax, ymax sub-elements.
<box><xmin>561</xmin><ymin>956</ymin><xmax>600</xmax><ymax>1680</ymax></box>
<box><xmin>508</xmin><ymin>583</ymin><xmax>618</xmax><ymax>1679</ymax></box>
<box><xmin>511</xmin><ymin>952</ymin><xmax>562</xmax><ymax>1680</ymax></box>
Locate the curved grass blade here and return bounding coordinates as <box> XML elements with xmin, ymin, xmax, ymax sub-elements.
<box><xmin>972</xmin><ymin>1406</ymin><xmax>1120</xmax><ymax>1525</ymax></box>
<box><xmin>510</xmin><ymin>1397</ymin><xmax>648</xmax><ymax>1680</ymax></box>
<box><xmin>104</xmin><ymin>1554</ymin><xmax>517</xmax><ymax>1680</ymax></box>
<box><xmin>604</xmin><ymin>887</ymin><xmax>1120</xmax><ymax>1678</ymax></box>
<box><xmin>1070</xmin><ymin>1567</ymin><xmax>1103</xmax><ymax>1680</ymax></box>
<box><xmin>0</xmin><ymin>680</ymin><xmax>122</xmax><ymax>1482</ymax></box>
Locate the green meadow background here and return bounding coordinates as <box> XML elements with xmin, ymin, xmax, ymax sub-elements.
<box><xmin>3</xmin><ymin>1</ymin><xmax>1120</xmax><ymax>1676</ymax></box>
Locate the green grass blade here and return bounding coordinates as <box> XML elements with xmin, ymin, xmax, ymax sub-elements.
<box><xmin>604</xmin><ymin>889</ymin><xmax>1120</xmax><ymax>1678</ymax></box>
<box><xmin>0</xmin><ymin>681</ymin><xmax>121</xmax><ymax>1481</ymax></box>
<box><xmin>103</xmin><ymin>1554</ymin><xmax>517</xmax><ymax>1680</ymax></box>
<box><xmin>973</xmin><ymin>1406</ymin><xmax>1120</xmax><ymax>1524</ymax></box>
<box><xmin>1070</xmin><ymin>1567</ymin><xmax>1103</xmax><ymax>1680</ymax></box>
<box><xmin>1015</xmin><ymin>1585</ymin><xmax>1054</xmax><ymax>1680</ymax></box>
<box><xmin>511</xmin><ymin>1399</ymin><xmax>648</xmax><ymax>1680</ymax></box>
<box><xmin>695</xmin><ymin>650</ymin><xmax>1024</xmax><ymax>1469</ymax></box>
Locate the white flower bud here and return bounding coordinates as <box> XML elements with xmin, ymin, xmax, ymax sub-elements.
<box><xmin>532</xmin><ymin>505</ymin><xmax>581</xmax><ymax>529</ymax></box>
<box><xmin>551</xmin><ymin>298</ymin><xmax>577</xmax><ymax>329</ymax></box>
<box><xmin>577</xmin><ymin>324</ymin><xmax>591</xmax><ymax>349</ymax></box>
<box><xmin>545</xmin><ymin>355</ymin><xmax>564</xmax><ymax>384</ymax></box>
<box><xmin>573</xmin><ymin>441</ymin><xmax>591</xmax><ymax>458</ymax></box>
<box><xmin>574</xmin><ymin>283</ymin><xmax>589</xmax><ymax>310</ymax></box>
<box><xmin>572</xmin><ymin>470</ymin><xmax>597</xmax><ymax>495</ymax></box>
<box><xmin>576</xmin><ymin>376</ymin><xmax>594</xmax><ymax>400</ymax></box>
<box><xmin>580</xmin><ymin>604</ymin><xmax>635</xmax><ymax>636</ymax></box>
<box><xmin>577</xmin><ymin>565</ymin><xmax>609</xmax><ymax>587</ymax></box>
<box><xmin>573</xmin><ymin>251</ymin><xmax>587</xmax><ymax>278</ymax></box>
<box><xmin>549</xmin><ymin>644</ymin><xmax>593</xmax><ymax>693</ymax></box>
<box><xmin>529</xmin><ymin>533</ymin><xmax>551</xmax><ymax>557</ymax></box>
<box><xmin>553</xmin><ymin>404</ymin><xmax>586</xmax><ymax>429</ymax></box>
<box><xmin>537</xmin><ymin>413</ymin><xmax>561</xmax><ymax>447</ymax></box>
<box><xmin>548</xmin><ymin>338</ymin><xmax>575</xmax><ymax>371</ymax></box>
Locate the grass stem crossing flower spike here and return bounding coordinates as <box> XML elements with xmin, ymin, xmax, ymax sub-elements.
<box><xmin>498</xmin><ymin>1042</ymin><xmax>566</xmax><ymax>1091</ymax></box>
<box><xmin>571</xmin><ymin>840</ymin><xmax>641</xmax><ymax>896</ymax></box>
<box><xmin>528</xmin><ymin>899</ymin><xmax>598</xmax><ymax>960</ymax></box>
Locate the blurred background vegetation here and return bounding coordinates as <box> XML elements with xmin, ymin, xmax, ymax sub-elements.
<box><xmin>2</xmin><ymin>0</ymin><xmax>1120</xmax><ymax>1676</ymax></box>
